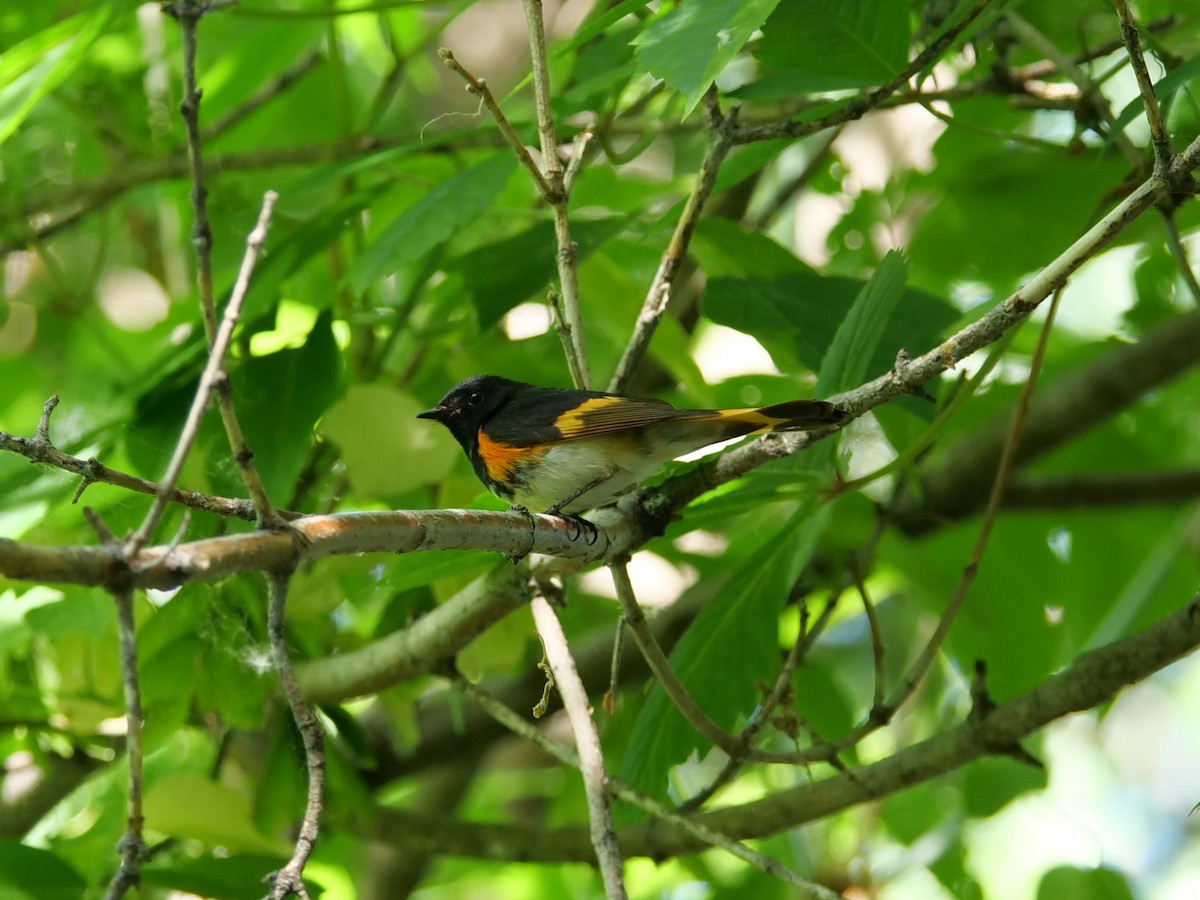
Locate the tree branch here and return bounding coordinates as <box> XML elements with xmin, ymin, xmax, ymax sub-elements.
<box><xmin>529</xmin><ymin>590</ymin><xmax>626</xmax><ymax>898</ymax></box>
<box><xmin>102</xmin><ymin>587</ymin><xmax>146</xmax><ymax>900</ymax></box>
<box><xmin>895</xmin><ymin>306</ymin><xmax>1200</xmax><ymax>533</ymax></box>
<box><xmin>125</xmin><ymin>190</ymin><xmax>282</xmax><ymax>554</ymax></box>
<box><xmin>264</xmin><ymin>569</ymin><xmax>324</xmax><ymax>900</ymax></box>
<box><xmin>608</xmin><ymin>90</ymin><xmax>735</xmax><ymax>394</ymax></box>
<box><xmin>1113</xmin><ymin>0</ymin><xmax>1172</xmax><ymax>173</ymax></box>
<box><xmin>370</xmin><ymin>592</ymin><xmax>1200</xmax><ymax>862</ymax></box>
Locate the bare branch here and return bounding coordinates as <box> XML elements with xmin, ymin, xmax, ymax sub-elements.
<box><xmin>453</xmin><ymin>674</ymin><xmax>838</xmax><ymax>895</ymax></box>
<box><xmin>896</xmin><ymin>305</ymin><xmax>1200</xmax><ymax>532</ymax></box>
<box><xmin>608</xmin><ymin>558</ymin><xmax>736</xmax><ymax>752</ymax></box>
<box><xmin>102</xmin><ymin>586</ymin><xmax>146</xmax><ymax>900</ymax></box>
<box><xmin>264</xmin><ymin>569</ymin><xmax>324</xmax><ymax>900</ymax></box>
<box><xmin>373</xmin><ymin>593</ymin><xmax>1200</xmax><ymax>861</ymax></box>
<box><xmin>1004</xmin><ymin>469</ymin><xmax>1200</xmax><ymax>509</ymax></box>
<box><xmin>437</xmin><ymin>48</ymin><xmax>554</xmax><ymax>199</ymax></box>
<box><xmin>890</xmin><ymin>286</ymin><xmax>1066</xmax><ymax>713</ymax></box>
<box><xmin>609</xmin><ymin>90</ymin><xmax>736</xmax><ymax>393</ymax></box>
<box><xmin>126</xmin><ymin>190</ymin><xmax>281</xmax><ymax>555</ymax></box>
<box><xmin>1113</xmin><ymin>0</ymin><xmax>1172</xmax><ymax>172</ymax></box>
<box><xmin>521</xmin><ymin>0</ymin><xmax>589</xmax><ymax>387</ymax></box>
<box><xmin>529</xmin><ymin>592</ymin><xmax>626</xmax><ymax>898</ymax></box>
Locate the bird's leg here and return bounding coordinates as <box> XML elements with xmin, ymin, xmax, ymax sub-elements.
<box><xmin>546</xmin><ymin>474</ymin><xmax>611</xmax><ymax>516</ymax></box>
<box><xmin>546</xmin><ymin>475</ymin><xmax>611</xmax><ymax>546</ymax></box>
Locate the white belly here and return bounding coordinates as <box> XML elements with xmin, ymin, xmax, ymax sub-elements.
<box><xmin>508</xmin><ymin>439</ymin><xmax>663</xmax><ymax>514</ymax></box>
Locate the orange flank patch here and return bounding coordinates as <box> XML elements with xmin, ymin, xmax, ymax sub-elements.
<box><xmin>476</xmin><ymin>430</ymin><xmax>544</xmax><ymax>482</ymax></box>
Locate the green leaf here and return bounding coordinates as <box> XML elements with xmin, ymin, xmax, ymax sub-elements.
<box><xmin>755</xmin><ymin>0</ymin><xmax>911</xmax><ymax>92</ymax></box>
<box><xmin>558</xmin><ymin>0</ymin><xmax>651</xmax><ymax>56</ymax></box>
<box><xmin>0</xmin><ymin>842</ymin><xmax>86</xmax><ymax>900</ymax></box>
<box><xmin>447</xmin><ymin>216</ymin><xmax>628</xmax><ymax>328</ymax></box>
<box><xmin>349</xmin><ymin>153</ymin><xmax>517</xmax><ymax>291</ymax></box>
<box><xmin>22</xmin><ymin>589</ymin><xmax>111</xmax><ymax>637</ymax></box>
<box><xmin>144</xmin><ymin>771</ymin><xmax>288</xmax><ymax>855</ymax></box>
<box><xmin>621</xmin><ymin>501</ymin><xmax>832</xmax><ymax>797</ymax></box>
<box><xmin>815</xmin><ymin>249</ymin><xmax>907</xmax><ymax>395</ymax></box>
<box><xmin>323</xmin><ymin>384</ymin><xmax>458</xmax><ymax>498</ymax></box>
<box><xmin>240</xmin><ymin>192</ymin><xmax>374</xmax><ymax>324</ymax></box>
<box><xmin>1036</xmin><ymin>866</ymin><xmax>1135</xmax><ymax>900</ymax></box>
<box><xmin>961</xmin><ymin>755</ymin><xmax>1047</xmax><ymax>818</ymax></box>
<box><xmin>909</xmin><ymin>144</ymin><xmax>1128</xmax><ymax>290</ymax></box>
<box><xmin>230</xmin><ymin>309</ymin><xmax>343</xmax><ymax>503</ymax></box>
<box><xmin>0</xmin><ymin>7</ymin><xmax>114</xmax><ymax>145</ymax></box>
<box><xmin>695</xmin><ymin>222</ymin><xmax>954</xmax><ymax>388</ymax></box>
<box><xmin>633</xmin><ymin>0</ymin><xmax>782</xmax><ymax>114</ymax></box>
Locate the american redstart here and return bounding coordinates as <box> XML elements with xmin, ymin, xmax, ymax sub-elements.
<box><xmin>418</xmin><ymin>375</ymin><xmax>849</xmax><ymax>515</ymax></box>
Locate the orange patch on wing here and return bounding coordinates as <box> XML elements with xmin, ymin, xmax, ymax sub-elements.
<box><xmin>477</xmin><ymin>430</ymin><xmax>543</xmax><ymax>481</ymax></box>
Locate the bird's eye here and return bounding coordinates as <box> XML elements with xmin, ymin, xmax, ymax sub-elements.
<box><xmin>467</xmin><ymin>391</ymin><xmax>483</xmax><ymax>406</ymax></box>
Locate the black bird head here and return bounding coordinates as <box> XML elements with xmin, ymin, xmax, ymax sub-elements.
<box><xmin>417</xmin><ymin>375</ymin><xmax>522</xmax><ymax>449</ymax></box>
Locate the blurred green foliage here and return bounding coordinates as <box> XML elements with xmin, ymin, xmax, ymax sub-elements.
<box><xmin>1</xmin><ymin>0</ymin><xmax>1198</xmax><ymax>898</ymax></box>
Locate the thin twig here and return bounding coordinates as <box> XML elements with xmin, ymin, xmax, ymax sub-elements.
<box><xmin>437</xmin><ymin>48</ymin><xmax>554</xmax><ymax>199</ymax></box>
<box><xmin>35</xmin><ymin>395</ymin><xmax>59</xmax><ymax>443</ymax></box>
<box><xmin>850</xmin><ymin>557</ymin><xmax>887</xmax><ymax>712</ymax></box>
<box><xmin>608</xmin><ymin>559</ymin><xmax>736</xmax><ymax>752</ymax></box>
<box><xmin>264</xmin><ymin>568</ymin><xmax>325</xmax><ymax>900</ymax></box>
<box><xmin>521</xmin><ymin>0</ymin><xmax>589</xmax><ymax>388</ymax></box>
<box><xmin>162</xmin><ymin>0</ymin><xmax>219</xmax><ymax>342</ymax></box>
<box><xmin>453</xmin><ymin>675</ymin><xmax>839</xmax><ymax>896</ymax></box>
<box><xmin>1158</xmin><ymin>208</ymin><xmax>1200</xmax><ymax>304</ymax></box>
<box><xmin>103</xmin><ymin>585</ymin><xmax>146</xmax><ymax>900</ymax></box>
<box><xmin>529</xmin><ymin>592</ymin><xmax>626</xmax><ymax>898</ymax></box>
<box><xmin>1005</xmin><ymin>11</ymin><xmax>1142</xmax><ymax>166</ymax></box>
<box><xmin>608</xmin><ymin>90</ymin><xmax>735</xmax><ymax>393</ymax></box>
<box><xmin>746</xmin><ymin>127</ymin><xmax>842</xmax><ymax>230</ymax></box>
<box><xmin>163</xmin><ymin>0</ymin><xmax>289</xmax><ymax>534</ymax></box>
<box><xmin>0</xmin><ymin>422</ymin><xmax>299</xmax><ymax>520</ymax></box>
<box><xmin>1113</xmin><ymin>0</ymin><xmax>1172</xmax><ymax>173</ymax></box>
<box><xmin>888</xmin><ymin>285</ymin><xmax>1067</xmax><ymax>713</ymax></box>
<box><xmin>564</xmin><ymin>126</ymin><xmax>593</xmax><ymax>195</ymax></box>
<box><xmin>603</xmin><ymin>617</ymin><xmax>624</xmax><ymax>715</ymax></box>
<box><xmin>125</xmin><ymin>191</ymin><xmax>281</xmax><ymax>555</ymax></box>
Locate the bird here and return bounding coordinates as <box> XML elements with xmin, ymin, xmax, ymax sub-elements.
<box><xmin>417</xmin><ymin>375</ymin><xmax>849</xmax><ymax>516</ymax></box>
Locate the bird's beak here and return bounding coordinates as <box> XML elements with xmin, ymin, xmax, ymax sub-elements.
<box><xmin>417</xmin><ymin>407</ymin><xmax>444</xmax><ymax>421</ymax></box>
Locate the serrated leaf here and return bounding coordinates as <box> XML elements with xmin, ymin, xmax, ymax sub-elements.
<box><xmin>621</xmin><ymin>501</ymin><xmax>831</xmax><ymax>797</ymax></box>
<box><xmin>755</xmin><ymin>0</ymin><xmax>910</xmax><ymax>92</ymax></box>
<box><xmin>349</xmin><ymin>153</ymin><xmax>517</xmax><ymax>290</ymax></box>
<box><xmin>633</xmin><ymin>0</ymin><xmax>782</xmax><ymax>114</ymax></box>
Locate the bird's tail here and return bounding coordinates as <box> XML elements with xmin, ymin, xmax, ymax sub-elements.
<box><xmin>706</xmin><ymin>399</ymin><xmax>849</xmax><ymax>435</ymax></box>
